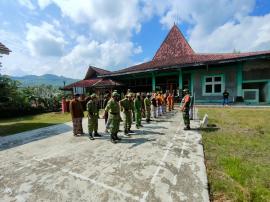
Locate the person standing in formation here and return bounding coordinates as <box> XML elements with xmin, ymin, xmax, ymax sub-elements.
<box><xmin>167</xmin><ymin>93</ymin><xmax>173</xmax><ymax>111</ymax></box>
<box><xmin>86</xmin><ymin>93</ymin><xmax>101</xmax><ymax>140</ymax></box>
<box><xmin>144</xmin><ymin>93</ymin><xmax>151</xmax><ymax>123</ymax></box>
<box><xmin>69</xmin><ymin>94</ymin><xmax>84</xmax><ymax>136</ymax></box>
<box><xmin>134</xmin><ymin>93</ymin><xmax>143</xmax><ymax>129</ymax></box>
<box><xmin>151</xmin><ymin>93</ymin><xmax>157</xmax><ymax>118</ymax></box>
<box><xmin>103</xmin><ymin>94</ymin><xmax>110</xmax><ymax>125</ymax></box>
<box><xmin>181</xmin><ymin>89</ymin><xmax>191</xmax><ymax>130</ymax></box>
<box><xmin>141</xmin><ymin>93</ymin><xmax>146</xmax><ymax>118</ymax></box>
<box><xmin>105</xmin><ymin>92</ymin><xmax>122</xmax><ymax>143</ymax></box>
<box><xmin>120</xmin><ymin>93</ymin><xmax>133</xmax><ymax>136</ymax></box>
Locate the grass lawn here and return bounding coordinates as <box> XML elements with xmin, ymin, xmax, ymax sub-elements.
<box><xmin>199</xmin><ymin>107</ymin><xmax>270</xmax><ymax>202</ymax></box>
<box><xmin>0</xmin><ymin>112</ymin><xmax>72</xmax><ymax>136</ymax></box>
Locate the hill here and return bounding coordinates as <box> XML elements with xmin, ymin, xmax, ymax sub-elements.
<box><xmin>10</xmin><ymin>74</ymin><xmax>79</xmax><ymax>87</ymax></box>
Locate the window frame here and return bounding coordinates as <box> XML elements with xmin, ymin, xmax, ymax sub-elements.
<box><xmin>202</xmin><ymin>74</ymin><xmax>225</xmax><ymax>96</ymax></box>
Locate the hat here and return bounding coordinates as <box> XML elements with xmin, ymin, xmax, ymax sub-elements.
<box><xmin>74</xmin><ymin>93</ymin><xmax>80</xmax><ymax>97</ymax></box>
<box><xmin>183</xmin><ymin>88</ymin><xmax>189</xmax><ymax>92</ymax></box>
<box><xmin>126</xmin><ymin>93</ymin><xmax>132</xmax><ymax>97</ymax></box>
<box><xmin>91</xmin><ymin>93</ymin><xmax>97</xmax><ymax>98</ymax></box>
<box><xmin>112</xmin><ymin>92</ymin><xmax>119</xmax><ymax>97</ymax></box>
<box><xmin>146</xmin><ymin>93</ymin><xmax>151</xmax><ymax>96</ymax></box>
<box><xmin>136</xmin><ymin>92</ymin><xmax>140</xmax><ymax>96</ymax></box>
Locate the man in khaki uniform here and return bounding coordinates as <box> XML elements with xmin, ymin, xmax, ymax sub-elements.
<box><xmin>120</xmin><ymin>93</ymin><xmax>133</xmax><ymax>136</ymax></box>
<box><xmin>86</xmin><ymin>93</ymin><xmax>100</xmax><ymax>140</ymax></box>
<box><xmin>105</xmin><ymin>92</ymin><xmax>121</xmax><ymax>143</ymax></box>
<box><xmin>144</xmin><ymin>93</ymin><xmax>151</xmax><ymax>123</ymax></box>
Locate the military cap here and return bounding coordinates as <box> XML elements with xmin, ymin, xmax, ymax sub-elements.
<box><xmin>112</xmin><ymin>92</ymin><xmax>119</xmax><ymax>97</ymax></box>
<box><xmin>91</xmin><ymin>93</ymin><xmax>97</xmax><ymax>98</ymax></box>
<box><xmin>183</xmin><ymin>88</ymin><xmax>189</xmax><ymax>92</ymax></box>
<box><xmin>126</xmin><ymin>93</ymin><xmax>132</xmax><ymax>97</ymax></box>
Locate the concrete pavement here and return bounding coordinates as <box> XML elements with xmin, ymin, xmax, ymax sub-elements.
<box><xmin>0</xmin><ymin>110</ymin><xmax>209</xmax><ymax>202</ymax></box>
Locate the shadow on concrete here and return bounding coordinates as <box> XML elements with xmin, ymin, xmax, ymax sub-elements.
<box><xmin>0</xmin><ymin>123</ymin><xmax>72</xmax><ymax>151</ymax></box>
<box><xmin>120</xmin><ymin>138</ymin><xmax>156</xmax><ymax>149</ymax></box>
<box><xmin>126</xmin><ymin>129</ymin><xmax>165</xmax><ymax>136</ymax></box>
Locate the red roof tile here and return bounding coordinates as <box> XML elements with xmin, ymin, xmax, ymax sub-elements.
<box><xmin>0</xmin><ymin>42</ymin><xmax>11</xmax><ymax>55</ymax></box>
<box><xmin>105</xmin><ymin>25</ymin><xmax>270</xmax><ymax>76</ymax></box>
<box><xmin>84</xmin><ymin>66</ymin><xmax>111</xmax><ymax>79</ymax></box>
<box><xmin>110</xmin><ymin>50</ymin><xmax>270</xmax><ymax>75</ymax></box>
<box><xmin>64</xmin><ymin>78</ymin><xmax>122</xmax><ymax>89</ymax></box>
<box><xmin>153</xmin><ymin>24</ymin><xmax>194</xmax><ymax>61</ymax></box>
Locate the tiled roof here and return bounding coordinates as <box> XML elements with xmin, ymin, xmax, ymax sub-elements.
<box><xmin>109</xmin><ymin>51</ymin><xmax>270</xmax><ymax>75</ymax></box>
<box><xmin>104</xmin><ymin>25</ymin><xmax>270</xmax><ymax>76</ymax></box>
<box><xmin>0</xmin><ymin>42</ymin><xmax>11</xmax><ymax>55</ymax></box>
<box><xmin>64</xmin><ymin>78</ymin><xmax>122</xmax><ymax>89</ymax></box>
<box><xmin>84</xmin><ymin>66</ymin><xmax>111</xmax><ymax>79</ymax></box>
<box><xmin>153</xmin><ymin>24</ymin><xmax>194</xmax><ymax>61</ymax></box>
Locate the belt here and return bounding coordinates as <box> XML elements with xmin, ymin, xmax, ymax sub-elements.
<box><xmin>110</xmin><ymin>112</ymin><xmax>118</xmax><ymax>115</ymax></box>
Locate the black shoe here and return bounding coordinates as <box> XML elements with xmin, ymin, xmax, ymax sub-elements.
<box><xmin>128</xmin><ymin>130</ymin><xmax>135</xmax><ymax>134</ymax></box>
<box><xmin>115</xmin><ymin>134</ymin><xmax>122</xmax><ymax>141</ymax></box>
<box><xmin>139</xmin><ymin>125</ymin><xmax>143</xmax><ymax>127</ymax></box>
<box><xmin>94</xmin><ymin>132</ymin><xmax>102</xmax><ymax>137</ymax></box>
<box><xmin>136</xmin><ymin>125</ymin><xmax>139</xmax><ymax>129</ymax></box>
<box><xmin>110</xmin><ymin>134</ymin><xmax>117</xmax><ymax>143</ymax></box>
<box><xmin>89</xmin><ymin>134</ymin><xmax>95</xmax><ymax>140</ymax></box>
<box><xmin>183</xmin><ymin>126</ymin><xmax>191</xmax><ymax>130</ymax></box>
<box><xmin>111</xmin><ymin>138</ymin><xmax>117</xmax><ymax>143</ymax></box>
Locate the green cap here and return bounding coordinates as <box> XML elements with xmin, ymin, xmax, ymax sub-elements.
<box><xmin>112</xmin><ymin>92</ymin><xmax>119</xmax><ymax>97</ymax></box>
<box><xmin>183</xmin><ymin>88</ymin><xmax>189</xmax><ymax>92</ymax></box>
<box><xmin>91</xmin><ymin>93</ymin><xmax>97</xmax><ymax>98</ymax></box>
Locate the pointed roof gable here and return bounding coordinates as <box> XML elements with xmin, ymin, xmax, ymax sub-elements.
<box><xmin>0</xmin><ymin>42</ymin><xmax>11</xmax><ymax>55</ymax></box>
<box><xmin>84</xmin><ymin>66</ymin><xmax>111</xmax><ymax>80</ymax></box>
<box><xmin>153</xmin><ymin>24</ymin><xmax>194</xmax><ymax>61</ymax></box>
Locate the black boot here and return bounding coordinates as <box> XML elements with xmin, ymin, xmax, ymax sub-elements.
<box><xmin>110</xmin><ymin>134</ymin><xmax>117</xmax><ymax>144</ymax></box>
<box><xmin>89</xmin><ymin>133</ymin><xmax>95</xmax><ymax>140</ymax></box>
<box><xmin>115</xmin><ymin>133</ymin><xmax>122</xmax><ymax>141</ymax></box>
<box><xmin>183</xmin><ymin>125</ymin><xmax>191</xmax><ymax>130</ymax></box>
<box><xmin>94</xmin><ymin>132</ymin><xmax>101</xmax><ymax>137</ymax></box>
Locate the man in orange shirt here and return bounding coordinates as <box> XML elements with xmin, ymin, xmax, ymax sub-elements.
<box><xmin>167</xmin><ymin>93</ymin><xmax>173</xmax><ymax>111</ymax></box>
<box><xmin>181</xmin><ymin>89</ymin><xmax>191</xmax><ymax>130</ymax></box>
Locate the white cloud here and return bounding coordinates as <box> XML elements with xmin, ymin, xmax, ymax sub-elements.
<box><xmin>26</xmin><ymin>22</ymin><xmax>66</xmax><ymax>57</ymax></box>
<box><xmin>3</xmin><ymin>0</ymin><xmax>270</xmax><ymax>79</ymax></box>
<box><xmin>37</xmin><ymin>0</ymin><xmax>146</xmax><ymax>41</ymax></box>
<box><xmin>60</xmin><ymin>39</ymin><xmax>138</xmax><ymax>77</ymax></box>
<box><xmin>37</xmin><ymin>0</ymin><xmax>52</xmax><ymax>9</ymax></box>
<box><xmin>145</xmin><ymin>0</ymin><xmax>270</xmax><ymax>53</ymax></box>
<box><xmin>18</xmin><ymin>0</ymin><xmax>36</xmax><ymax>10</ymax></box>
<box><xmin>189</xmin><ymin>14</ymin><xmax>270</xmax><ymax>53</ymax></box>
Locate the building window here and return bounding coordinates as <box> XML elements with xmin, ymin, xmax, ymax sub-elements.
<box><xmin>203</xmin><ymin>75</ymin><xmax>224</xmax><ymax>95</ymax></box>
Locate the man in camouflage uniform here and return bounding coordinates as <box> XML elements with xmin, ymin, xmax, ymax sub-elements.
<box><xmin>181</xmin><ymin>88</ymin><xmax>191</xmax><ymax>130</ymax></box>
<box><xmin>129</xmin><ymin>93</ymin><xmax>135</xmax><ymax>133</ymax></box>
<box><xmin>144</xmin><ymin>93</ymin><xmax>151</xmax><ymax>123</ymax></box>
<box><xmin>134</xmin><ymin>92</ymin><xmax>143</xmax><ymax>129</ymax></box>
<box><xmin>105</xmin><ymin>92</ymin><xmax>121</xmax><ymax>143</ymax></box>
<box><xmin>86</xmin><ymin>93</ymin><xmax>100</xmax><ymax>140</ymax></box>
<box><xmin>120</xmin><ymin>93</ymin><xmax>133</xmax><ymax>136</ymax></box>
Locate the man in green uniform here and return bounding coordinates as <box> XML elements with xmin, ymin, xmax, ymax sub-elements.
<box><xmin>134</xmin><ymin>93</ymin><xmax>143</xmax><ymax>129</ymax></box>
<box><xmin>105</xmin><ymin>92</ymin><xmax>121</xmax><ymax>143</ymax></box>
<box><xmin>144</xmin><ymin>93</ymin><xmax>151</xmax><ymax>123</ymax></box>
<box><xmin>86</xmin><ymin>93</ymin><xmax>100</xmax><ymax>140</ymax></box>
<box><xmin>181</xmin><ymin>89</ymin><xmax>191</xmax><ymax>130</ymax></box>
<box><xmin>120</xmin><ymin>93</ymin><xmax>133</xmax><ymax>136</ymax></box>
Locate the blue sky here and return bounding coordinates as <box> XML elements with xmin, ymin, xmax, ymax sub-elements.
<box><xmin>0</xmin><ymin>0</ymin><xmax>270</xmax><ymax>79</ymax></box>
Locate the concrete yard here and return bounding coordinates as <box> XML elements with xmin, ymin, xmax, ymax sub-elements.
<box><xmin>0</xmin><ymin>110</ymin><xmax>209</xmax><ymax>202</ymax></box>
